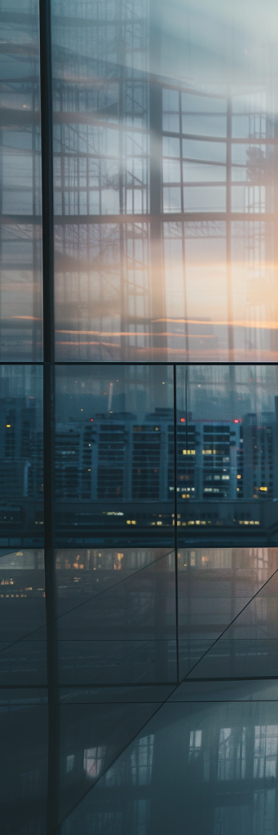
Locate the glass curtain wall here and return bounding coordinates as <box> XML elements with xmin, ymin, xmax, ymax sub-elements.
<box><xmin>2</xmin><ymin>0</ymin><xmax>278</xmax><ymax>833</ymax></box>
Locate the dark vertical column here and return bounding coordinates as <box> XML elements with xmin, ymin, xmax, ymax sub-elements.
<box><xmin>173</xmin><ymin>364</ymin><xmax>179</xmax><ymax>682</ymax></box>
<box><xmin>184</xmin><ymin>365</ymin><xmax>192</xmax><ymax>675</ymax></box>
<box><xmin>32</xmin><ymin>44</ymin><xmax>40</xmax><ymax>360</ymax></box>
<box><xmin>40</xmin><ymin>0</ymin><xmax>55</xmax><ymax>365</ymax></box>
<box><xmin>39</xmin><ymin>0</ymin><xmax>60</xmax><ymax>832</ymax></box>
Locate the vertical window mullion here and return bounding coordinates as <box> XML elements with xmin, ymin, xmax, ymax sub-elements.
<box><xmin>39</xmin><ymin>0</ymin><xmax>59</xmax><ymax>831</ymax></box>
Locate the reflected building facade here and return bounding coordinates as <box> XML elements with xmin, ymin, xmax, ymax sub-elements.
<box><xmin>2</xmin><ymin>0</ymin><xmax>278</xmax><ymax>361</ymax></box>
<box><xmin>0</xmin><ymin>0</ymin><xmax>42</xmax><ymax>361</ymax></box>
<box><xmin>50</xmin><ymin>0</ymin><xmax>278</xmax><ymax>362</ymax></box>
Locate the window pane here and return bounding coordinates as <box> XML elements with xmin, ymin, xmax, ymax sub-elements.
<box><xmin>177</xmin><ymin>547</ymin><xmax>278</xmax><ymax>680</ymax></box>
<box><xmin>0</xmin><ymin>549</ymin><xmax>46</xmax><ymax>686</ymax></box>
<box><xmin>0</xmin><ymin>362</ymin><xmax>46</xmax><ymax>690</ymax></box>
<box><xmin>0</xmin><ymin>693</ymin><xmax>47</xmax><ymax>832</ymax></box>
<box><xmin>0</xmin><ymin>365</ymin><xmax>43</xmax><ymax>548</ymax></box>
<box><xmin>176</xmin><ymin>364</ymin><xmax>278</xmax><ymax>678</ymax></box>
<box><xmin>56</xmin><ymin>549</ymin><xmax>176</xmax><ymax>687</ymax></box>
<box><xmin>55</xmin><ymin>364</ymin><xmax>174</xmax><ymax>546</ymax></box>
<box><xmin>0</xmin><ymin>368</ymin><xmax>45</xmax><ymax>686</ymax></box>
<box><xmin>176</xmin><ymin>365</ymin><xmax>278</xmax><ymax>539</ymax></box>
<box><xmin>0</xmin><ymin>1</ymin><xmax>42</xmax><ymax>360</ymax></box>
<box><xmin>52</xmin><ymin>0</ymin><xmax>278</xmax><ymax>361</ymax></box>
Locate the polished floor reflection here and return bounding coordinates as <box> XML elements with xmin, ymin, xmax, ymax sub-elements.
<box><xmin>3</xmin><ymin>546</ymin><xmax>278</xmax><ymax>833</ymax></box>
<box><xmin>83</xmin><ymin>683</ymin><xmax>278</xmax><ymax>835</ymax></box>
<box><xmin>5</xmin><ymin>681</ymin><xmax>278</xmax><ymax>834</ymax></box>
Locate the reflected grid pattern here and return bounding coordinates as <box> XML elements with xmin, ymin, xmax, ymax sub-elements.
<box><xmin>3</xmin><ymin>1</ymin><xmax>278</xmax><ymax>835</ymax></box>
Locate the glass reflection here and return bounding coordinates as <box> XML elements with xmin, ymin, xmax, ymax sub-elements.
<box><xmin>0</xmin><ymin>0</ymin><xmax>42</xmax><ymax>360</ymax></box>
<box><xmin>0</xmin><ymin>549</ymin><xmax>46</xmax><ymax>686</ymax></box>
<box><xmin>56</xmin><ymin>548</ymin><xmax>176</xmax><ymax>686</ymax></box>
<box><xmin>186</xmin><ymin>558</ymin><xmax>278</xmax><ymax>680</ymax></box>
<box><xmin>0</xmin><ymin>695</ymin><xmax>47</xmax><ymax>835</ymax></box>
<box><xmin>176</xmin><ymin>365</ymin><xmax>278</xmax><ymax>543</ymax></box>
<box><xmin>0</xmin><ymin>365</ymin><xmax>43</xmax><ymax>547</ymax></box>
<box><xmin>52</xmin><ymin>0</ymin><xmax>278</xmax><ymax>361</ymax></box>
<box><xmin>55</xmin><ymin>547</ymin><xmax>172</xmax><ymax>617</ymax></box>
<box><xmin>60</xmin><ymin>697</ymin><xmax>278</xmax><ymax>835</ymax></box>
<box><xmin>54</xmin><ymin>365</ymin><xmax>174</xmax><ymax>545</ymax></box>
<box><xmin>59</xmin><ymin>700</ymin><xmax>159</xmax><ymax>824</ymax></box>
<box><xmin>178</xmin><ymin>546</ymin><xmax>278</xmax><ymax>679</ymax></box>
